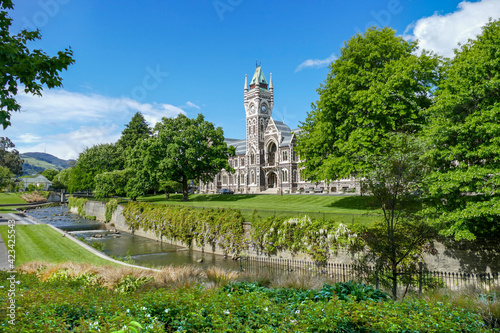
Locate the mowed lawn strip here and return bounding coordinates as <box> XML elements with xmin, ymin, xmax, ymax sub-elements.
<box><xmin>0</xmin><ymin>224</ymin><xmax>118</xmax><ymax>267</ymax></box>
<box><xmin>0</xmin><ymin>193</ymin><xmax>28</xmax><ymax>213</ymax></box>
<box><xmin>139</xmin><ymin>194</ymin><xmax>381</xmax><ymax>225</ymax></box>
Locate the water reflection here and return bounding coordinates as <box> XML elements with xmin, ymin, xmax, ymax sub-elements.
<box><xmin>25</xmin><ymin>205</ymin><xmax>242</xmax><ymax>271</ymax></box>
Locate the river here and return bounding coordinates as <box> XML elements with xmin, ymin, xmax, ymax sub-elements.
<box><xmin>25</xmin><ymin>205</ymin><xmax>243</xmax><ymax>271</ymax></box>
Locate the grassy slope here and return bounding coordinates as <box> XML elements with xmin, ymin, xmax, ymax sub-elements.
<box><xmin>0</xmin><ymin>193</ymin><xmax>27</xmax><ymax>213</ymax></box>
<box><xmin>20</xmin><ymin>156</ymin><xmax>59</xmax><ymax>170</ymax></box>
<box><xmin>139</xmin><ymin>194</ymin><xmax>381</xmax><ymax>225</ymax></box>
<box><xmin>0</xmin><ymin>224</ymin><xmax>117</xmax><ymax>267</ymax></box>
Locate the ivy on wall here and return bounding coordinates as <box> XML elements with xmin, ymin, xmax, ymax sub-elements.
<box><xmin>105</xmin><ymin>199</ymin><xmax>119</xmax><ymax>222</ymax></box>
<box><xmin>251</xmin><ymin>216</ymin><xmax>354</xmax><ymax>263</ymax></box>
<box><xmin>68</xmin><ymin>196</ymin><xmax>88</xmax><ymax>217</ymax></box>
<box><xmin>122</xmin><ymin>202</ymin><xmax>245</xmax><ymax>256</ymax></box>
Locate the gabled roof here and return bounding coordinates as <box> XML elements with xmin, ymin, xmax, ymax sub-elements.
<box><xmin>20</xmin><ymin>174</ymin><xmax>52</xmax><ymax>184</ymax></box>
<box><xmin>225</xmin><ymin>138</ymin><xmax>247</xmax><ymax>155</ymax></box>
<box><xmin>249</xmin><ymin>66</ymin><xmax>268</xmax><ymax>89</ymax></box>
<box><xmin>274</xmin><ymin>120</ymin><xmax>293</xmax><ymax>147</ymax></box>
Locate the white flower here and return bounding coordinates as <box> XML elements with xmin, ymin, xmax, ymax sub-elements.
<box><xmin>295</xmin><ymin>309</ymin><xmax>300</xmax><ymax>314</ymax></box>
<box><xmin>126</xmin><ymin>309</ymin><xmax>130</xmax><ymax>313</ymax></box>
<box><xmin>141</xmin><ymin>306</ymin><xmax>147</xmax><ymax>311</ymax></box>
<box><xmin>145</xmin><ymin>314</ymin><xmax>151</xmax><ymax>318</ymax></box>
<box><xmin>224</xmin><ymin>310</ymin><xmax>230</xmax><ymax>314</ymax></box>
<box><xmin>264</xmin><ymin>307</ymin><xmax>268</xmax><ymax>311</ymax></box>
<box><xmin>164</xmin><ymin>308</ymin><xmax>170</xmax><ymax>313</ymax></box>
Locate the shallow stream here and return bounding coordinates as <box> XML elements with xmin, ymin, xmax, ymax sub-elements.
<box><xmin>25</xmin><ymin>205</ymin><xmax>243</xmax><ymax>271</ymax></box>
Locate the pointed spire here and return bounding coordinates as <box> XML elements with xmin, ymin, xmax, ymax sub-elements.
<box><xmin>269</xmin><ymin>73</ymin><xmax>273</xmax><ymax>90</ymax></box>
<box><xmin>244</xmin><ymin>74</ymin><xmax>248</xmax><ymax>92</ymax></box>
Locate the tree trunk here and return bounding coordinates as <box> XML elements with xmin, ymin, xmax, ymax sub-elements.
<box><xmin>182</xmin><ymin>176</ymin><xmax>189</xmax><ymax>202</ymax></box>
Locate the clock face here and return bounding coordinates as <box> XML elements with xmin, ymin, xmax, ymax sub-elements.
<box><xmin>250</xmin><ymin>104</ymin><xmax>256</xmax><ymax>114</ymax></box>
<box><xmin>261</xmin><ymin>105</ymin><xmax>267</xmax><ymax>113</ymax></box>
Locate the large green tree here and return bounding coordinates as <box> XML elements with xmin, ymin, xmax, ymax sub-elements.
<box><xmin>0</xmin><ymin>137</ymin><xmax>22</xmax><ymax>175</ymax></box>
<box><xmin>296</xmin><ymin>27</ymin><xmax>440</xmax><ymax>182</ymax></box>
<box><xmin>0</xmin><ymin>0</ymin><xmax>74</xmax><ymax>128</ymax></box>
<box><xmin>116</xmin><ymin>112</ymin><xmax>151</xmax><ymax>152</ymax></box>
<box><xmin>72</xmin><ymin>143</ymin><xmax>122</xmax><ymax>191</ymax></box>
<box><xmin>128</xmin><ymin>114</ymin><xmax>234</xmax><ymax>201</ymax></box>
<box><xmin>424</xmin><ymin>20</ymin><xmax>500</xmax><ymax>241</ymax></box>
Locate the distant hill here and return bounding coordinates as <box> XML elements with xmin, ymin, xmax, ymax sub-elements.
<box><xmin>20</xmin><ymin>152</ymin><xmax>75</xmax><ymax>175</ymax></box>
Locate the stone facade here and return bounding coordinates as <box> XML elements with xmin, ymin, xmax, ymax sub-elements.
<box><xmin>199</xmin><ymin>65</ymin><xmax>358</xmax><ymax>194</ymax></box>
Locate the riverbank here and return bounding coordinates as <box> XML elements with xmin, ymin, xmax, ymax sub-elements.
<box><xmin>0</xmin><ymin>212</ymin><xmax>160</xmax><ymax>271</ymax></box>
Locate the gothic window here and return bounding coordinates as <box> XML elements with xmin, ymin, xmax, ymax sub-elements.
<box><xmin>282</xmin><ymin>151</ymin><xmax>288</xmax><ymax>161</ymax></box>
<box><xmin>293</xmin><ymin>170</ymin><xmax>297</xmax><ymax>183</ymax></box>
<box><xmin>282</xmin><ymin>169</ymin><xmax>288</xmax><ymax>182</ymax></box>
<box><xmin>234</xmin><ymin>159</ymin><xmax>238</xmax><ymax>167</ymax></box>
<box><xmin>240</xmin><ymin>173</ymin><xmax>245</xmax><ymax>184</ymax></box>
<box><xmin>268</xmin><ymin>142</ymin><xmax>277</xmax><ymax>164</ymax></box>
<box><xmin>241</xmin><ymin>158</ymin><xmax>245</xmax><ymax>166</ymax></box>
<box><xmin>223</xmin><ymin>175</ymin><xmax>227</xmax><ymax>184</ymax></box>
<box><xmin>250</xmin><ymin>171</ymin><xmax>255</xmax><ymax>184</ymax></box>
<box><xmin>250</xmin><ymin>152</ymin><xmax>255</xmax><ymax>165</ymax></box>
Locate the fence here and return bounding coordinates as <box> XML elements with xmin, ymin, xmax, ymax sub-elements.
<box><xmin>238</xmin><ymin>256</ymin><xmax>500</xmax><ymax>293</ymax></box>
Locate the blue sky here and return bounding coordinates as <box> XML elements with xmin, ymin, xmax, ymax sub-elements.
<box><xmin>3</xmin><ymin>0</ymin><xmax>500</xmax><ymax>159</ymax></box>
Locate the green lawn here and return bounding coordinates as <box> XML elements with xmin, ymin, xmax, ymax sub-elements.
<box><xmin>139</xmin><ymin>193</ymin><xmax>381</xmax><ymax>225</ymax></box>
<box><xmin>0</xmin><ymin>224</ymin><xmax>118</xmax><ymax>267</ymax></box>
<box><xmin>0</xmin><ymin>193</ymin><xmax>27</xmax><ymax>213</ymax></box>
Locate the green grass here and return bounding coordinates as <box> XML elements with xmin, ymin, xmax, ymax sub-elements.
<box><xmin>0</xmin><ymin>224</ymin><xmax>118</xmax><ymax>267</ymax></box>
<box><xmin>0</xmin><ymin>193</ymin><xmax>27</xmax><ymax>213</ymax></box>
<box><xmin>138</xmin><ymin>193</ymin><xmax>381</xmax><ymax>225</ymax></box>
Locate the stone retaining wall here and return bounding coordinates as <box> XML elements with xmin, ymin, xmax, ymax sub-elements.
<box><xmin>78</xmin><ymin>201</ymin><xmax>499</xmax><ymax>273</ymax></box>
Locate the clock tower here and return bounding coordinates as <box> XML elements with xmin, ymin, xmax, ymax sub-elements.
<box><xmin>244</xmin><ymin>65</ymin><xmax>273</xmax><ymax>190</ymax></box>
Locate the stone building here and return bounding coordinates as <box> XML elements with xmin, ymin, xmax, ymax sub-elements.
<box><xmin>199</xmin><ymin>65</ymin><xmax>357</xmax><ymax>194</ymax></box>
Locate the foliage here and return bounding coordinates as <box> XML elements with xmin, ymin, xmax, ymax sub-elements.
<box><xmin>72</xmin><ymin>144</ymin><xmax>124</xmax><ymax>191</ymax></box>
<box><xmin>251</xmin><ymin>215</ymin><xmax>354</xmax><ymax>262</ymax></box>
<box><xmin>296</xmin><ymin>27</ymin><xmax>440</xmax><ymax>182</ymax></box>
<box><xmin>0</xmin><ymin>0</ymin><xmax>74</xmax><ymax>129</ymax></box>
<box><xmin>94</xmin><ymin>169</ymin><xmax>135</xmax><ymax>199</ymax></box>
<box><xmin>114</xmin><ymin>275</ymin><xmax>153</xmax><ymax>294</ymax></box>
<box><xmin>423</xmin><ymin>19</ymin><xmax>500</xmax><ymax>241</ymax></box>
<box><xmin>41</xmin><ymin>168</ymin><xmax>59</xmax><ymax>181</ymax></box>
<box><xmin>122</xmin><ymin>201</ymin><xmax>245</xmax><ymax>256</ymax></box>
<box><xmin>0</xmin><ymin>137</ymin><xmax>22</xmax><ymax>175</ymax></box>
<box><xmin>0</xmin><ymin>165</ymin><xmax>12</xmax><ymax>189</ymax></box>
<box><xmin>0</xmin><ymin>270</ymin><xmax>491</xmax><ymax>332</ymax></box>
<box><xmin>116</xmin><ymin>111</ymin><xmax>152</xmax><ymax>152</ymax></box>
<box><xmin>128</xmin><ymin>114</ymin><xmax>234</xmax><ymax>201</ymax></box>
<box><xmin>349</xmin><ymin>133</ymin><xmax>437</xmax><ymax>299</ymax></box>
<box><xmin>105</xmin><ymin>198</ymin><xmax>119</xmax><ymax>222</ymax></box>
<box><xmin>223</xmin><ymin>280</ymin><xmax>388</xmax><ymax>303</ymax></box>
<box><xmin>68</xmin><ymin>196</ymin><xmax>89</xmax><ymax>216</ymax></box>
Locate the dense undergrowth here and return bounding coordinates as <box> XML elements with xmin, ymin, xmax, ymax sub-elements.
<box><xmin>0</xmin><ymin>263</ymin><xmax>496</xmax><ymax>332</ymax></box>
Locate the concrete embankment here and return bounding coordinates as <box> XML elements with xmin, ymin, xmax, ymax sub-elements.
<box><xmin>75</xmin><ymin>200</ymin><xmax>500</xmax><ymax>273</ymax></box>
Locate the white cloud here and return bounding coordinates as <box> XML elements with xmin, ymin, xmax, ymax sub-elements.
<box><xmin>295</xmin><ymin>53</ymin><xmax>337</xmax><ymax>72</ymax></box>
<box><xmin>185</xmin><ymin>101</ymin><xmax>200</xmax><ymax>109</ymax></box>
<box><xmin>404</xmin><ymin>0</ymin><xmax>500</xmax><ymax>57</ymax></box>
<box><xmin>4</xmin><ymin>89</ymin><xmax>189</xmax><ymax>160</ymax></box>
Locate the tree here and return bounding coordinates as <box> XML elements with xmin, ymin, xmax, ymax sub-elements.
<box><xmin>41</xmin><ymin>168</ymin><xmax>58</xmax><ymax>181</ymax></box>
<box><xmin>161</xmin><ymin>180</ymin><xmax>180</xmax><ymax>199</ymax></box>
<box><xmin>73</xmin><ymin>144</ymin><xmax>123</xmax><ymax>191</ymax></box>
<box><xmin>350</xmin><ymin>134</ymin><xmax>436</xmax><ymax>300</ymax></box>
<box><xmin>116</xmin><ymin>112</ymin><xmax>151</xmax><ymax>152</ymax></box>
<box><xmin>424</xmin><ymin>19</ymin><xmax>500</xmax><ymax>241</ymax></box>
<box><xmin>0</xmin><ymin>165</ymin><xmax>12</xmax><ymax>189</ymax></box>
<box><xmin>93</xmin><ymin>169</ymin><xmax>135</xmax><ymax>199</ymax></box>
<box><xmin>129</xmin><ymin>114</ymin><xmax>234</xmax><ymax>201</ymax></box>
<box><xmin>0</xmin><ymin>137</ymin><xmax>23</xmax><ymax>175</ymax></box>
<box><xmin>296</xmin><ymin>27</ymin><xmax>440</xmax><ymax>182</ymax></box>
<box><xmin>0</xmin><ymin>0</ymin><xmax>74</xmax><ymax>129</ymax></box>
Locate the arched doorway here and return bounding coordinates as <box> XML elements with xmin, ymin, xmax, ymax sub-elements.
<box><xmin>267</xmin><ymin>142</ymin><xmax>277</xmax><ymax>164</ymax></box>
<box><xmin>267</xmin><ymin>172</ymin><xmax>277</xmax><ymax>188</ymax></box>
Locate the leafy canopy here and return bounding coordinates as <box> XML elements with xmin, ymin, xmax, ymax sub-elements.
<box><xmin>0</xmin><ymin>137</ymin><xmax>23</xmax><ymax>175</ymax></box>
<box><xmin>0</xmin><ymin>0</ymin><xmax>74</xmax><ymax>128</ymax></box>
<box><xmin>127</xmin><ymin>114</ymin><xmax>234</xmax><ymax>201</ymax></box>
<box><xmin>296</xmin><ymin>27</ymin><xmax>440</xmax><ymax>182</ymax></box>
<box><xmin>424</xmin><ymin>19</ymin><xmax>500</xmax><ymax>240</ymax></box>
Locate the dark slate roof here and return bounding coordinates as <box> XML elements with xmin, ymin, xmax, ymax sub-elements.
<box><xmin>225</xmin><ymin>138</ymin><xmax>247</xmax><ymax>155</ymax></box>
<box><xmin>274</xmin><ymin>120</ymin><xmax>293</xmax><ymax>147</ymax></box>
